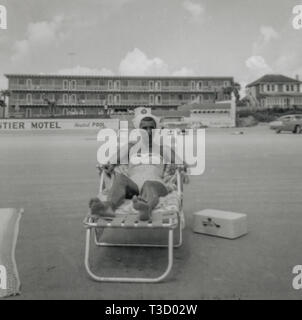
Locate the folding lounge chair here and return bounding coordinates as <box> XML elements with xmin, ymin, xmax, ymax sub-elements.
<box><xmin>83</xmin><ymin>165</ymin><xmax>185</xmax><ymax>283</ymax></box>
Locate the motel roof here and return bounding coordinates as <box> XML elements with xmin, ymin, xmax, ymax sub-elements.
<box><xmin>5</xmin><ymin>73</ymin><xmax>234</xmax><ymax>81</ymax></box>
<box><xmin>246</xmin><ymin>74</ymin><xmax>301</xmax><ymax>88</ymax></box>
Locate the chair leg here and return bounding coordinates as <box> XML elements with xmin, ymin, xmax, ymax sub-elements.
<box><xmin>85</xmin><ymin>227</ymin><xmax>174</xmax><ymax>283</ymax></box>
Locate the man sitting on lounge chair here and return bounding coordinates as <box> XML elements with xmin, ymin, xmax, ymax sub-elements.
<box><xmin>89</xmin><ymin>115</ymin><xmax>186</xmax><ymax>221</ymax></box>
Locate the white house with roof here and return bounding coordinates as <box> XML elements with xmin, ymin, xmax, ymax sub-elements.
<box><xmin>246</xmin><ymin>74</ymin><xmax>302</xmax><ymax>108</ymax></box>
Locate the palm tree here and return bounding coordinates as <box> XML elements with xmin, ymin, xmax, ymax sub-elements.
<box><xmin>0</xmin><ymin>90</ymin><xmax>11</xmax><ymax>118</ymax></box>
<box><xmin>223</xmin><ymin>83</ymin><xmax>241</xmax><ymax>103</ymax></box>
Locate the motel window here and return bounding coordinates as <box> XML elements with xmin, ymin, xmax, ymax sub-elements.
<box><xmin>108</xmin><ymin>95</ymin><xmax>113</xmax><ymax>104</ymax></box>
<box><xmin>121</xmin><ymin>80</ymin><xmax>128</xmax><ymax>87</ymax></box>
<box><xmin>33</xmin><ymin>93</ymin><xmax>40</xmax><ymax>100</ymax></box>
<box><xmin>70</xmin><ymin>95</ymin><xmax>76</xmax><ymax>104</ymax></box>
<box><xmin>291</xmin><ymin>85</ymin><xmax>294</xmax><ymax>91</ymax></box>
<box><xmin>197</xmin><ymin>81</ymin><xmax>202</xmax><ymax>90</ymax></box>
<box><xmin>63</xmin><ymin>94</ymin><xmax>68</xmax><ymax>104</ymax></box>
<box><xmin>99</xmin><ymin>80</ymin><xmax>106</xmax><ymax>87</ymax></box>
<box><xmin>32</xmin><ymin>79</ymin><xmax>40</xmax><ymax>86</ymax></box>
<box><xmin>26</xmin><ymin>94</ymin><xmax>32</xmax><ymax>104</ymax></box>
<box><xmin>191</xmin><ymin>81</ymin><xmax>196</xmax><ymax>90</ymax></box>
<box><xmin>70</xmin><ymin>80</ymin><xmax>76</xmax><ymax>90</ymax></box>
<box><xmin>10</xmin><ymin>78</ymin><xmax>18</xmax><ymax>85</ymax></box>
<box><xmin>149</xmin><ymin>81</ymin><xmax>154</xmax><ymax>90</ymax></box>
<box><xmin>78</xmin><ymin>94</ymin><xmax>85</xmax><ymax>103</ymax></box>
<box><xmin>26</xmin><ymin>79</ymin><xmax>32</xmax><ymax>88</ymax></box>
<box><xmin>149</xmin><ymin>95</ymin><xmax>154</xmax><ymax>105</ymax></box>
<box><xmin>114</xmin><ymin>81</ymin><xmax>120</xmax><ymax>90</ymax></box>
<box><xmin>191</xmin><ymin>95</ymin><xmax>196</xmax><ymax>101</ymax></box>
<box><xmin>26</xmin><ymin>109</ymin><xmax>32</xmax><ymax>118</ymax></box>
<box><xmin>155</xmin><ymin>95</ymin><xmax>161</xmax><ymax>104</ymax></box>
<box><xmin>114</xmin><ymin>95</ymin><xmax>120</xmax><ymax>104</ymax></box>
<box><xmin>182</xmin><ymin>81</ymin><xmax>189</xmax><ymax>87</ymax></box>
<box><xmin>63</xmin><ymin>80</ymin><xmax>69</xmax><ymax>90</ymax></box>
<box><xmin>108</xmin><ymin>80</ymin><xmax>113</xmax><ymax>90</ymax></box>
<box><xmin>286</xmin><ymin>85</ymin><xmax>289</xmax><ymax>91</ymax></box>
<box><xmin>155</xmin><ymin>81</ymin><xmax>161</xmax><ymax>91</ymax></box>
<box><xmin>86</xmin><ymin>80</ymin><xmax>92</xmax><ymax>87</ymax></box>
<box><xmin>54</xmin><ymin>79</ymin><xmax>61</xmax><ymax>88</ymax></box>
<box><xmin>18</xmin><ymin>79</ymin><xmax>26</xmax><ymax>85</ymax></box>
<box><xmin>267</xmin><ymin>85</ymin><xmax>270</xmax><ymax>91</ymax></box>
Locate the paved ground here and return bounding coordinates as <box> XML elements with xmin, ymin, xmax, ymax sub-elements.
<box><xmin>0</xmin><ymin>125</ymin><xmax>302</xmax><ymax>300</ymax></box>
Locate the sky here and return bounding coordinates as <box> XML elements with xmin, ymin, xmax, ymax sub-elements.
<box><xmin>0</xmin><ymin>0</ymin><xmax>302</xmax><ymax>96</ymax></box>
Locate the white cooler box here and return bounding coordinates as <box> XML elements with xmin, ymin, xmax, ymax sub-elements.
<box><xmin>193</xmin><ymin>209</ymin><xmax>247</xmax><ymax>239</ymax></box>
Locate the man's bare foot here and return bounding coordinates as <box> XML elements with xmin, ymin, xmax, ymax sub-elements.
<box><xmin>89</xmin><ymin>197</ymin><xmax>115</xmax><ymax>218</ymax></box>
<box><xmin>133</xmin><ymin>196</ymin><xmax>150</xmax><ymax>221</ymax></box>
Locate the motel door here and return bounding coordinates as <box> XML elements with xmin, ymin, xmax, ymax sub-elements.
<box><xmin>26</xmin><ymin>108</ymin><xmax>32</xmax><ymax>118</ymax></box>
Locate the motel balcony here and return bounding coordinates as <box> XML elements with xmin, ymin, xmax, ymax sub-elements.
<box><xmin>9</xmin><ymin>98</ymin><xmax>191</xmax><ymax>107</ymax></box>
<box><xmin>8</xmin><ymin>85</ymin><xmax>219</xmax><ymax>93</ymax></box>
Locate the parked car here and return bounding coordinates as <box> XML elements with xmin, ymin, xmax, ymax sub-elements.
<box><xmin>269</xmin><ymin>114</ymin><xmax>302</xmax><ymax>134</ymax></box>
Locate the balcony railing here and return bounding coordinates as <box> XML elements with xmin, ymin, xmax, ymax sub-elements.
<box><xmin>11</xmin><ymin>97</ymin><xmax>219</xmax><ymax>107</ymax></box>
<box><xmin>9</xmin><ymin>84</ymin><xmax>220</xmax><ymax>92</ymax></box>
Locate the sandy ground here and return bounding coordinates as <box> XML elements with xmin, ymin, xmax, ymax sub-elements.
<box><xmin>0</xmin><ymin>125</ymin><xmax>302</xmax><ymax>300</ymax></box>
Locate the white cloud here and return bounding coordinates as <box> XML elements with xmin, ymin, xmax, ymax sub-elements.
<box><xmin>183</xmin><ymin>0</ymin><xmax>205</xmax><ymax>22</ymax></box>
<box><xmin>119</xmin><ymin>48</ymin><xmax>169</xmax><ymax>76</ymax></box>
<box><xmin>12</xmin><ymin>15</ymin><xmax>66</xmax><ymax>62</ymax></box>
<box><xmin>260</xmin><ymin>26</ymin><xmax>279</xmax><ymax>43</ymax></box>
<box><xmin>172</xmin><ymin>67</ymin><xmax>195</xmax><ymax>76</ymax></box>
<box><xmin>245</xmin><ymin>55</ymin><xmax>272</xmax><ymax>76</ymax></box>
<box><xmin>119</xmin><ymin>48</ymin><xmax>194</xmax><ymax>77</ymax></box>
<box><xmin>58</xmin><ymin>65</ymin><xmax>114</xmax><ymax>76</ymax></box>
<box><xmin>253</xmin><ymin>25</ymin><xmax>279</xmax><ymax>53</ymax></box>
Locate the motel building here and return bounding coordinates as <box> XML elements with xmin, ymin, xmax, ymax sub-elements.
<box><xmin>245</xmin><ymin>74</ymin><xmax>302</xmax><ymax>109</ymax></box>
<box><xmin>5</xmin><ymin>74</ymin><xmax>233</xmax><ymax>118</ymax></box>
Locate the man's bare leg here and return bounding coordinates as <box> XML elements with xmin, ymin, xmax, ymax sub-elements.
<box><xmin>89</xmin><ymin>198</ymin><xmax>115</xmax><ymax>219</ymax></box>
<box><xmin>89</xmin><ymin>173</ymin><xmax>139</xmax><ymax>218</ymax></box>
<box><xmin>133</xmin><ymin>181</ymin><xmax>168</xmax><ymax>221</ymax></box>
